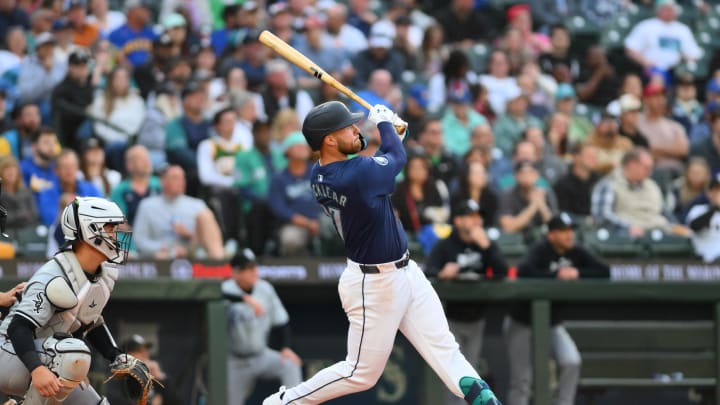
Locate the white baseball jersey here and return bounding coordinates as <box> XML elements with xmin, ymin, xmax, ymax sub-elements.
<box><xmin>0</xmin><ymin>251</ymin><xmax>117</xmax><ymax>343</ymax></box>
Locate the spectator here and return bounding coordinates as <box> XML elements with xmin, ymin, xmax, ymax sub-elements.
<box><xmin>546</xmin><ymin>111</ymin><xmax>570</xmax><ymax>158</ymax></box>
<box><xmin>110</xmin><ymin>145</ymin><xmax>161</xmax><ymax>227</ymax></box>
<box><xmin>19</xmin><ymin>127</ymin><xmax>57</xmax><ymax>206</ymax></box>
<box><xmin>415</xmin><ymin>117</ymin><xmax>460</xmax><ymax>187</ymax></box>
<box><xmin>86</xmin><ymin>0</ymin><xmax>126</xmax><ymax>38</ymax></box>
<box><xmin>235</xmin><ymin>121</ymin><xmax>283</xmax><ymax>255</ymax></box>
<box><xmin>349</xmin><ymin>69</ymin><xmax>393</xmax><ymax>114</ymax></box>
<box><xmin>637</xmin><ymin>83</ymin><xmax>689</xmax><ymax>175</ymax></box>
<box><xmin>0</xmin><ymin>26</ymin><xmax>26</xmax><ymax>78</ymax></box>
<box><xmin>523</xmin><ymin>126</ymin><xmax>567</xmax><ymax>184</ymax></box>
<box><xmin>424</xmin><ymin>199</ymin><xmax>507</xmax><ymax>405</ymax></box>
<box><xmin>37</xmin><ymin>149</ymin><xmax>102</xmax><ymax>226</ymax></box>
<box><xmin>498</xmin><ymin>27</ymin><xmax>534</xmax><ymax>76</ymax></box>
<box><xmin>162</xmin><ymin>13</ymin><xmax>190</xmax><ymax>59</ymax></box>
<box><xmin>351</xmin><ymin>21</ymin><xmax>405</xmax><ymax>88</ymax></box>
<box><xmin>517</xmin><ymin>61</ymin><xmax>557</xmax><ymax>120</ymax></box>
<box><xmin>507</xmin><ymin>213</ymin><xmax>609</xmax><ymax>405</ymax></box>
<box><xmin>624</xmin><ymin>0</ymin><xmax>701</xmax><ymax>78</ymax></box>
<box><xmin>198</xmin><ymin>107</ymin><xmax>243</xmax><ymax>242</ymax></box>
<box><xmin>553</xmin><ymin>143</ymin><xmax>600</xmax><ymax>218</ymax></box>
<box><xmin>88</xmin><ymin>65</ymin><xmax>146</xmax><ymax>171</ymax></box>
<box><xmin>133</xmin><ymin>34</ymin><xmax>174</xmax><ymax>100</ymax></box>
<box><xmin>347</xmin><ymin>0</ymin><xmax>377</xmax><ymax>37</ymax></box>
<box><xmin>229</xmin><ymin>90</ymin><xmax>258</xmax><ymax>151</ymax></box>
<box><xmin>392</xmin><ymin>152</ymin><xmax>450</xmax><ymax>235</ymax></box>
<box><xmin>575</xmin><ymin>46</ymin><xmax>619</xmax><ymax>108</ymax></box>
<box><xmin>0</xmin><ymin>0</ymin><xmax>29</xmax><ymax>42</ymax></box>
<box><xmin>108</xmin><ymin>0</ymin><xmax>157</xmax><ymax>68</ymax></box>
<box><xmin>262</xmin><ymin>59</ymin><xmax>314</xmax><ymax>124</ymax></box>
<box><xmin>79</xmin><ymin>137</ymin><xmax>120</xmax><ymax>196</ymax></box>
<box><xmin>165</xmin><ymin>81</ymin><xmax>210</xmax><ymax>194</ymax></box>
<box><xmin>266</xmin><ymin>3</ymin><xmax>295</xmax><ymax>47</ymax></box>
<box><xmin>531</xmin><ymin>3</ymin><xmax>575</xmax><ymax>37</ymax></box>
<box><xmin>52</xmin><ymin>18</ymin><xmax>78</xmax><ymax>65</ymax></box>
<box><xmin>324</xmin><ymin>3</ymin><xmax>368</xmax><ymax>57</ymax></box>
<box><xmin>591</xmin><ymin>148</ymin><xmax>674</xmax><ymax>237</ymax></box>
<box><xmin>133</xmin><ymin>164</ymin><xmax>224</xmax><ymax>259</ymax></box>
<box><xmin>615</xmin><ymin>93</ymin><xmax>650</xmax><ymax>148</ymax></box>
<box><xmin>2</xmin><ymin>102</ymin><xmax>40</xmax><ymax>160</ymax></box>
<box><xmin>452</xmin><ymin>161</ymin><xmax>500</xmax><ymax>227</ymax></box>
<box><xmin>105</xmin><ymin>334</ymin><xmax>182</xmax><ymax>405</ymax></box>
<box><xmin>403</xmin><ymin>83</ymin><xmax>429</xmax><ymax>140</ymax></box>
<box><xmin>539</xmin><ymin>25</ymin><xmax>580</xmax><ymax>82</ymax></box>
<box><xmin>0</xmin><ymin>155</ymin><xmax>38</xmax><ymax>238</ymax></box>
<box><xmin>493</xmin><ymin>85</ymin><xmax>543</xmax><ymax>156</ymax></box>
<box><xmin>480</xmin><ymin>50</ymin><xmax>518</xmax><ymax>116</ymax></box>
<box><xmin>606</xmin><ymin>73</ymin><xmax>644</xmax><ymax>117</ymax></box>
<box><xmin>50</xmin><ymin>48</ymin><xmax>95</xmax><ymax>148</ymax></box>
<box><xmin>690</xmin><ymin>110</ymin><xmax>720</xmax><ymax>172</ymax></box>
<box><xmin>497</xmin><ymin>139</ymin><xmax>553</xmax><ymax>191</ymax></box>
<box><xmin>268</xmin><ymin>132</ymin><xmax>322</xmax><ymax>256</ymax></box>
<box><xmin>587</xmin><ymin>112</ymin><xmax>633</xmax><ymax>175</ymax></box>
<box><xmin>498</xmin><ymin>160</ymin><xmax>558</xmax><ymax>236</ymax></box>
<box><xmin>687</xmin><ymin>173</ymin><xmax>720</xmax><ymax>262</ymax></box>
<box><xmin>222</xmin><ymin>248</ymin><xmax>302</xmax><ymax>403</ymax></box>
<box><xmin>554</xmin><ymin>83</ymin><xmax>593</xmax><ymax>145</ymax></box>
<box><xmin>506</xmin><ymin>4</ymin><xmax>551</xmax><ymax>56</ymax></box>
<box><xmin>17</xmin><ymin>32</ymin><xmax>66</xmax><ymax>118</ymax></box>
<box><xmin>428</xmin><ymin>49</ymin><xmax>475</xmax><ymax>114</ymax></box>
<box><xmin>393</xmin><ymin>14</ymin><xmax>422</xmax><ymax>69</ymax></box>
<box><xmin>670</xmin><ymin>157</ymin><xmax>710</xmax><ymax>221</ymax></box>
<box><xmin>436</xmin><ymin>0</ymin><xmax>495</xmax><ymax>44</ymax></box>
<box><xmin>64</xmin><ymin>0</ymin><xmax>99</xmax><ymax>48</ymax></box>
<box><xmin>269</xmin><ymin>108</ymin><xmax>301</xmax><ymax>155</ymax></box>
<box><xmin>229</xmin><ymin>30</ymin><xmax>268</xmax><ymax>92</ymax></box>
<box><xmin>442</xmin><ymin>80</ymin><xmax>487</xmax><ymax>158</ymax></box>
<box><xmin>469</xmin><ymin>125</ymin><xmax>513</xmax><ymax>187</ymax></box>
<box><xmin>671</xmin><ymin>73</ymin><xmax>704</xmax><ymax>138</ymax></box>
<box><xmin>210</xmin><ymin>5</ymin><xmax>240</xmax><ymax>57</ymax></box>
<box><xmin>417</xmin><ymin>24</ymin><xmax>446</xmax><ymax>80</ymax></box>
<box><xmin>293</xmin><ymin>16</ymin><xmax>350</xmax><ymax>90</ymax></box>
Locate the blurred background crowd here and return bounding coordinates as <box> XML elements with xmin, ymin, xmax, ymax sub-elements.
<box><xmin>0</xmin><ymin>0</ymin><xmax>719</xmax><ymax>262</ymax></box>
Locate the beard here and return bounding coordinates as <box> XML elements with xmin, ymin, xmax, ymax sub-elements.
<box><xmin>338</xmin><ymin>136</ymin><xmax>363</xmax><ymax>155</ymax></box>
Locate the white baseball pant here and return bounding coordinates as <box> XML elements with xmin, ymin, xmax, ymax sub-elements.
<box><xmin>278</xmin><ymin>258</ymin><xmax>481</xmax><ymax>404</ymax></box>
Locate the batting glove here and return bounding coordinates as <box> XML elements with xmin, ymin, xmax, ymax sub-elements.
<box><xmin>392</xmin><ymin>114</ymin><xmax>408</xmax><ymax>139</ymax></box>
<box><xmin>367</xmin><ymin>104</ymin><xmax>395</xmax><ymax>126</ymax></box>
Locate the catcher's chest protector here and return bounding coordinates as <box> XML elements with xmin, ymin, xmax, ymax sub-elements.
<box><xmin>36</xmin><ymin>252</ymin><xmax>117</xmax><ymax>339</ymax></box>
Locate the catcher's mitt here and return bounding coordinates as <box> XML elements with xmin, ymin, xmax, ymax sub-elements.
<box><xmin>104</xmin><ymin>353</ymin><xmax>162</xmax><ymax>405</ymax></box>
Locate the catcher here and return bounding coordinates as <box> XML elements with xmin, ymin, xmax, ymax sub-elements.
<box><xmin>0</xmin><ymin>197</ymin><xmax>156</xmax><ymax>405</ymax></box>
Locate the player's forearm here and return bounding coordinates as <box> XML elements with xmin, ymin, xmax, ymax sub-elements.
<box><xmin>377</xmin><ymin>122</ymin><xmax>406</xmax><ymax>169</ymax></box>
<box><xmin>85</xmin><ymin>323</ymin><xmax>121</xmax><ymax>361</ymax></box>
<box><xmin>8</xmin><ymin>315</ymin><xmax>43</xmax><ymax>372</ymax></box>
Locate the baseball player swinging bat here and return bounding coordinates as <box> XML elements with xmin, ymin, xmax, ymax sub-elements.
<box><xmin>258</xmin><ymin>30</ymin><xmax>408</xmax><ymax>135</ymax></box>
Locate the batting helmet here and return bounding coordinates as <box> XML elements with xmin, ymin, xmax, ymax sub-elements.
<box><xmin>302</xmin><ymin>101</ymin><xmax>365</xmax><ymax>151</ymax></box>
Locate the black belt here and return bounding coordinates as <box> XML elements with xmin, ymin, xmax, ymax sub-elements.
<box><xmin>358</xmin><ymin>254</ymin><xmax>410</xmax><ymax>274</ymax></box>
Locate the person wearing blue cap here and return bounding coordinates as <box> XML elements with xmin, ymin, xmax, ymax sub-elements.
<box><xmin>108</xmin><ymin>0</ymin><xmax>157</xmax><ymax>68</ymax></box>
<box><xmin>554</xmin><ymin>83</ymin><xmax>592</xmax><ymax>145</ymax></box>
<box><xmin>402</xmin><ymin>83</ymin><xmax>429</xmax><ymax>140</ymax></box>
<box><xmin>442</xmin><ymin>79</ymin><xmax>488</xmax><ymax>157</ymax></box>
<box><xmin>267</xmin><ymin>132</ymin><xmax>322</xmax><ymax>256</ymax></box>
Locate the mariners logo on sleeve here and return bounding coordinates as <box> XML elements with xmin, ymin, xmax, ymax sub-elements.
<box><xmin>373</xmin><ymin>156</ymin><xmax>389</xmax><ymax>166</ymax></box>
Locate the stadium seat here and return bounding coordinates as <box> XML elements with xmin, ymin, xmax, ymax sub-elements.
<box><xmin>643</xmin><ymin>231</ymin><xmax>695</xmax><ymax>258</ymax></box>
<box><xmin>487</xmin><ymin>228</ymin><xmax>526</xmax><ymax>258</ymax></box>
<box><xmin>12</xmin><ymin>225</ymin><xmax>48</xmax><ymax>258</ymax></box>
<box><xmin>582</xmin><ymin>228</ymin><xmax>647</xmax><ymax>258</ymax></box>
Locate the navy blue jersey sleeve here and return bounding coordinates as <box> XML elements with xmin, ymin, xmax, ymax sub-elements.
<box><xmin>356</xmin><ymin>122</ymin><xmax>406</xmax><ymax>196</ymax></box>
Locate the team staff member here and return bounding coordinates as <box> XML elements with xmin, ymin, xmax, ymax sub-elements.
<box><xmin>425</xmin><ymin>199</ymin><xmax>508</xmax><ymax>405</ymax></box>
<box><xmin>506</xmin><ymin>213</ymin><xmax>609</xmax><ymax>405</ymax></box>
<box><xmin>223</xmin><ymin>248</ymin><xmax>302</xmax><ymax>404</ymax></box>
<box><xmin>263</xmin><ymin>101</ymin><xmax>500</xmax><ymax>404</ymax></box>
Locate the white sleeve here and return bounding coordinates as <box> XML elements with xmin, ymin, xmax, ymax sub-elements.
<box><xmin>132</xmin><ymin>199</ymin><xmax>166</xmax><ymax>255</ymax></box>
<box><xmin>680</xmin><ymin>25</ymin><xmax>703</xmax><ymax>60</ymax></box>
<box><xmin>123</xmin><ymin>96</ymin><xmax>147</xmax><ymax>136</ymax></box>
<box><xmin>197</xmin><ymin>139</ymin><xmax>235</xmax><ymax>187</ymax></box>
<box><xmin>295</xmin><ymin>90</ymin><xmax>315</xmax><ymax>123</ymax></box>
<box><xmin>13</xmin><ymin>278</ymin><xmax>55</xmax><ymax>328</ymax></box>
<box><xmin>624</xmin><ymin>21</ymin><xmax>648</xmax><ymax>52</ymax></box>
<box><xmin>686</xmin><ymin>204</ymin><xmax>709</xmax><ymax>224</ymax></box>
<box><xmin>427</xmin><ymin>74</ymin><xmax>446</xmax><ymax>114</ymax></box>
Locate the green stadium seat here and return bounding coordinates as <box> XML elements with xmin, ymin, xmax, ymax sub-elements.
<box><xmin>643</xmin><ymin>231</ymin><xmax>695</xmax><ymax>258</ymax></box>
<box><xmin>12</xmin><ymin>225</ymin><xmax>48</xmax><ymax>258</ymax></box>
<box><xmin>465</xmin><ymin>44</ymin><xmax>489</xmax><ymax>73</ymax></box>
<box><xmin>486</xmin><ymin>228</ymin><xmax>526</xmax><ymax>258</ymax></box>
<box><xmin>564</xmin><ymin>15</ymin><xmax>600</xmax><ymax>36</ymax></box>
<box><xmin>582</xmin><ymin>228</ymin><xmax>648</xmax><ymax>258</ymax></box>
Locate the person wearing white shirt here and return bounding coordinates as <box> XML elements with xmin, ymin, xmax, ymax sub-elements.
<box><xmin>686</xmin><ymin>175</ymin><xmax>720</xmax><ymax>263</ymax></box>
<box><xmin>480</xmin><ymin>50</ymin><xmax>519</xmax><ymax>116</ymax></box>
<box><xmin>324</xmin><ymin>3</ymin><xmax>368</xmax><ymax>58</ymax></box>
<box><xmin>624</xmin><ymin>0</ymin><xmax>702</xmax><ymax>73</ymax></box>
<box><xmin>86</xmin><ymin>0</ymin><xmax>126</xmax><ymax>37</ymax></box>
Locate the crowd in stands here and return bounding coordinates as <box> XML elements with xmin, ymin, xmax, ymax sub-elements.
<box><xmin>0</xmin><ymin>0</ymin><xmax>719</xmax><ymax>262</ymax></box>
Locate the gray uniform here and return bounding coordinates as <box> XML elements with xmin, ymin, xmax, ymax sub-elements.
<box><xmin>222</xmin><ymin>279</ymin><xmax>302</xmax><ymax>405</ymax></box>
<box><xmin>0</xmin><ymin>251</ymin><xmax>116</xmax><ymax>404</ymax></box>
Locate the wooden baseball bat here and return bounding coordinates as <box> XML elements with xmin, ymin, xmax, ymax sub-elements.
<box><xmin>259</xmin><ymin>30</ymin><xmax>373</xmax><ymax>111</ymax></box>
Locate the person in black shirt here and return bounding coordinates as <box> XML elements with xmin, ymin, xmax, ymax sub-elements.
<box><xmin>425</xmin><ymin>199</ymin><xmax>508</xmax><ymax>405</ymax></box>
<box><xmin>538</xmin><ymin>25</ymin><xmax>580</xmax><ymax>82</ymax></box>
<box><xmin>506</xmin><ymin>213</ymin><xmax>609</xmax><ymax>405</ymax></box>
<box><xmin>435</xmin><ymin>0</ymin><xmax>495</xmax><ymax>45</ymax></box>
<box><xmin>575</xmin><ymin>46</ymin><xmax>620</xmax><ymax>108</ymax></box>
<box><xmin>50</xmin><ymin>49</ymin><xmax>95</xmax><ymax>148</ymax></box>
<box><xmin>552</xmin><ymin>143</ymin><xmax>599</xmax><ymax>218</ymax></box>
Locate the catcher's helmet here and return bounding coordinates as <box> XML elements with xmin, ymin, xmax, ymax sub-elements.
<box><xmin>60</xmin><ymin>197</ymin><xmax>132</xmax><ymax>264</ymax></box>
<box><xmin>302</xmin><ymin>101</ymin><xmax>365</xmax><ymax>151</ymax></box>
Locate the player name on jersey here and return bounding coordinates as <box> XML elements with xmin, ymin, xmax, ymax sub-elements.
<box><xmin>311</xmin><ymin>183</ymin><xmax>348</xmax><ymax>207</ymax></box>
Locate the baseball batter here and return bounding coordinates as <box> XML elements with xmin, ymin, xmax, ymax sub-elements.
<box><xmin>263</xmin><ymin>102</ymin><xmax>501</xmax><ymax>405</ymax></box>
<box><xmin>0</xmin><ymin>197</ymin><xmax>143</xmax><ymax>405</ymax></box>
